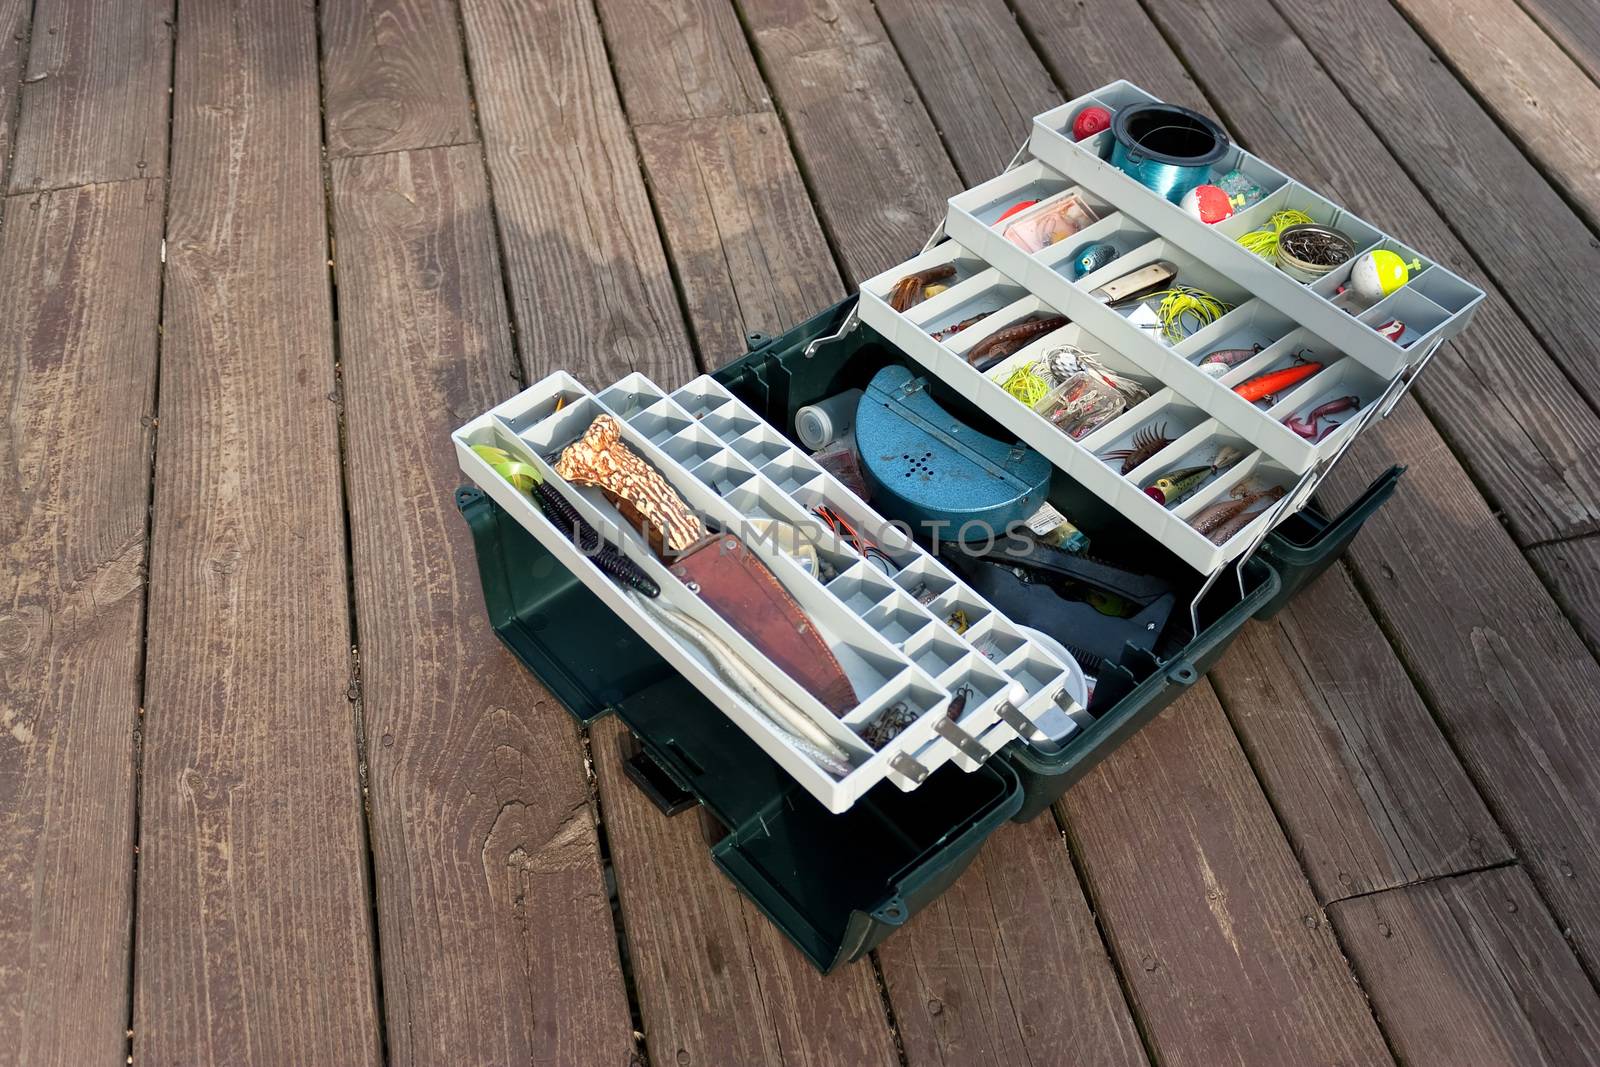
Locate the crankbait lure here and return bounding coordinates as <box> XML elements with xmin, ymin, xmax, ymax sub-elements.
<box><xmin>1283</xmin><ymin>395</ymin><xmax>1360</xmax><ymax>441</ymax></box>
<box><xmin>887</xmin><ymin>264</ymin><xmax>956</xmax><ymax>312</ymax></box>
<box><xmin>1198</xmin><ymin>342</ymin><xmax>1262</xmax><ymax>377</ymax></box>
<box><xmin>966</xmin><ymin>315</ymin><xmax>1069</xmax><ymax>370</ymax></box>
<box><xmin>1142</xmin><ymin>446</ymin><xmax>1244</xmax><ymax>506</ymax></box>
<box><xmin>1104</xmin><ymin>422</ymin><xmax>1172</xmax><ymax>475</ymax></box>
<box><xmin>1375</xmin><ymin>319</ymin><xmax>1405</xmax><ymax>343</ymax></box>
<box><xmin>1234</xmin><ymin>357</ymin><xmax>1323</xmax><ymax>403</ymax></box>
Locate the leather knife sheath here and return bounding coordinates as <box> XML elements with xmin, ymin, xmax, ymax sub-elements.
<box><xmin>670</xmin><ymin>535</ymin><xmax>857</xmax><ymax>716</ymax></box>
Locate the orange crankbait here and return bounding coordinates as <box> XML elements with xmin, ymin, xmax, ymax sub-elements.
<box><xmin>1233</xmin><ymin>359</ymin><xmax>1322</xmax><ymax>403</ymax></box>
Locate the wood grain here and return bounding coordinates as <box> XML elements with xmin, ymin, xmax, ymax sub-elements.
<box><xmin>0</xmin><ymin>0</ymin><xmax>30</xmax><ymax>178</ymax></box>
<box><xmin>459</xmin><ymin>0</ymin><xmax>695</xmax><ymax>386</ymax></box>
<box><xmin>871</xmin><ymin>0</ymin><xmax>1061</xmax><ymax>182</ymax></box>
<box><xmin>0</xmin><ymin>179</ymin><xmax>163</xmax><ymax>1067</ymax></box>
<box><xmin>1390</xmin><ymin>0</ymin><xmax>1600</xmax><ymax>231</ymax></box>
<box><xmin>8</xmin><ymin>0</ymin><xmax>171</xmax><ymax>193</ymax></box>
<box><xmin>330</xmin><ymin>145</ymin><xmax>638</xmax><ymax>1066</ymax></box>
<box><xmin>133</xmin><ymin>3</ymin><xmax>380</xmax><ymax>1062</ymax></box>
<box><xmin>1023</xmin><ymin>0</ymin><xmax>1600</xmax><ymax>547</ymax></box>
<box><xmin>1057</xmin><ymin>687</ymin><xmax>1394</xmax><ymax>1067</ymax></box>
<box><xmin>736</xmin><ymin>0</ymin><xmax>961</xmax><ymax>282</ymax></box>
<box><xmin>1324</xmin><ymin>397</ymin><xmax>1600</xmax><ymax>979</ymax></box>
<box><xmin>590</xmin><ymin>718</ymin><xmax>898</xmax><ymax>1066</ymax></box>
<box><xmin>1263</xmin><ymin>0</ymin><xmax>1600</xmax><ymax>422</ymax></box>
<box><xmin>876</xmin><ymin>817</ymin><xmax>1149</xmax><ymax>1067</ymax></box>
<box><xmin>1518</xmin><ymin>0</ymin><xmax>1600</xmax><ymax>86</ymax></box>
<box><xmin>636</xmin><ymin>113</ymin><xmax>843</xmax><ymax>363</ymax></box>
<box><xmin>1212</xmin><ymin>567</ymin><xmax>1508</xmax><ymax>903</ymax></box>
<box><xmin>1529</xmin><ymin>536</ymin><xmax>1600</xmax><ymax>660</ymax></box>
<box><xmin>1330</xmin><ymin>866</ymin><xmax>1600</xmax><ymax>1066</ymax></box>
<box><xmin>320</xmin><ymin>0</ymin><xmax>475</xmax><ymax>157</ymax></box>
<box><xmin>592</xmin><ymin>0</ymin><xmax>769</xmax><ymax>126</ymax></box>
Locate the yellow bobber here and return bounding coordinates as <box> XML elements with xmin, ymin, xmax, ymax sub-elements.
<box><xmin>1350</xmin><ymin>249</ymin><xmax>1420</xmax><ymax>306</ymax></box>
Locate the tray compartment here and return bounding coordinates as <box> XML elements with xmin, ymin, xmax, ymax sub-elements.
<box><xmin>1266</xmin><ymin>359</ymin><xmax>1386</xmax><ymax>449</ymax></box>
<box><xmin>860</xmin><ymin>240</ymin><xmax>988</xmax><ymax>313</ymax></box>
<box><xmin>1036</xmin><ymin>211</ymin><xmax>1157</xmax><ymax>283</ymax></box>
<box><xmin>700</xmin><ymin>401</ymin><xmax>762</xmax><ymax>442</ymax></box>
<box><xmin>628</xmin><ymin>400</ymin><xmax>695</xmax><ymax>447</ymax></box>
<box><xmin>1357</xmin><ymin>287</ymin><xmax>1452</xmax><ymax>349</ymax></box>
<box><xmin>903</xmin><ymin>268</ymin><xmax>1030</xmax><ymax>346</ymax></box>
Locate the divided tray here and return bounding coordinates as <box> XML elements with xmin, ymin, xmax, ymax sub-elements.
<box><xmin>455</xmin><ymin>371</ymin><xmax>1086</xmax><ymax>812</ymax></box>
<box><xmin>859</xmin><ymin>81</ymin><xmax>1481</xmax><ymax>574</ymax></box>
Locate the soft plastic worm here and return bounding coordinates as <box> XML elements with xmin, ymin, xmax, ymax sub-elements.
<box><xmin>888</xmin><ymin>264</ymin><xmax>956</xmax><ymax>312</ymax></box>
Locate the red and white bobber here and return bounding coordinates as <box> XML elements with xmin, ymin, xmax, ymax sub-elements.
<box><xmin>1072</xmin><ymin>106</ymin><xmax>1112</xmax><ymax>141</ymax></box>
<box><xmin>1179</xmin><ymin>184</ymin><xmax>1244</xmax><ymax>225</ymax></box>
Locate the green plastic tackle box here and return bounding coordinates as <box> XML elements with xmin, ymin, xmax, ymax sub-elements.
<box><xmin>456</xmin><ymin>296</ymin><xmax>1400</xmax><ymax>972</ymax></box>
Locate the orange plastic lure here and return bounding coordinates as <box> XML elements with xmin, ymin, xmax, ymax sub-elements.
<box><xmin>1233</xmin><ymin>361</ymin><xmax>1323</xmax><ymax>403</ymax></box>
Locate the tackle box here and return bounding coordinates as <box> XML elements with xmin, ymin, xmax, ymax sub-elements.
<box><xmin>452</xmin><ymin>83</ymin><xmax>1452</xmax><ymax>970</ymax></box>
<box><xmin>456</xmin><ymin>298</ymin><xmax>1400</xmax><ymax>972</ymax></box>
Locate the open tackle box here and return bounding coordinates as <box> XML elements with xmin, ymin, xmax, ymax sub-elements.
<box><xmin>453</xmin><ymin>83</ymin><xmax>1463</xmax><ymax>972</ymax></box>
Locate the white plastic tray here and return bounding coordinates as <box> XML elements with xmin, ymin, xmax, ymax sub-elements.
<box><xmin>455</xmin><ymin>372</ymin><xmax>1085</xmax><ymax>812</ymax></box>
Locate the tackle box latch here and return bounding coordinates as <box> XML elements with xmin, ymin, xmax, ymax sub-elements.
<box><xmin>618</xmin><ymin>729</ymin><xmax>699</xmax><ymax>817</ymax></box>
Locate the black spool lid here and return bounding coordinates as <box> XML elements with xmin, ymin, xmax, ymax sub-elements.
<box><xmin>1112</xmin><ymin>103</ymin><xmax>1229</xmax><ymax>168</ymax></box>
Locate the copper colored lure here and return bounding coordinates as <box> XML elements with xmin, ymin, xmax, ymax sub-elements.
<box><xmin>1103</xmin><ymin>422</ymin><xmax>1171</xmax><ymax>475</ymax></box>
<box><xmin>1189</xmin><ymin>485</ymin><xmax>1286</xmax><ymax>541</ymax></box>
<box><xmin>965</xmin><ymin>315</ymin><xmax>1068</xmax><ymax>370</ymax></box>
<box><xmin>1209</xmin><ymin>487</ymin><xmax>1289</xmax><ymax>543</ymax></box>
<box><xmin>887</xmin><ymin>264</ymin><xmax>957</xmax><ymax>312</ymax></box>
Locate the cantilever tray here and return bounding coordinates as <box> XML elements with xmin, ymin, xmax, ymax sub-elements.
<box><xmin>859</xmin><ymin>80</ymin><xmax>1483</xmax><ymax>574</ymax></box>
<box><xmin>455</xmin><ymin>371</ymin><xmax>1087</xmax><ymax>813</ymax></box>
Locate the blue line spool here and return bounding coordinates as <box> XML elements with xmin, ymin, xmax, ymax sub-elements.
<box><xmin>1110</xmin><ymin>103</ymin><xmax>1228</xmax><ymax>204</ymax></box>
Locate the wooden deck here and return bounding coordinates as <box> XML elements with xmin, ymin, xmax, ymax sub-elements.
<box><xmin>4</xmin><ymin>0</ymin><xmax>1600</xmax><ymax>1063</ymax></box>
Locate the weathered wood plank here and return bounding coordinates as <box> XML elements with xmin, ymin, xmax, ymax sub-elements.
<box><xmin>8</xmin><ymin>0</ymin><xmax>171</xmax><ymax>193</ymax></box>
<box><xmin>736</xmin><ymin>0</ymin><xmax>961</xmax><ymax>282</ymax></box>
<box><xmin>590</xmin><ymin>718</ymin><xmax>898</xmax><ymax>1066</ymax></box>
<box><xmin>1528</xmin><ymin>536</ymin><xmax>1600</xmax><ymax>661</ymax></box>
<box><xmin>635</xmin><ymin>113</ymin><xmax>842</xmax><ymax>363</ymax></box>
<box><xmin>1329</xmin><ymin>866</ymin><xmax>1600</xmax><ymax>1066</ymax></box>
<box><xmin>133</xmin><ymin>3</ymin><xmax>381</xmax><ymax>1062</ymax></box>
<box><xmin>1518</xmin><ymin>0</ymin><xmax>1600</xmax><ymax>87</ymax></box>
<box><xmin>1392</xmin><ymin>0</ymin><xmax>1600</xmax><ymax>232</ymax></box>
<box><xmin>1324</xmin><ymin>396</ymin><xmax>1600</xmax><ymax>979</ymax></box>
<box><xmin>320</xmin><ymin>0</ymin><xmax>475</xmax><ymax>157</ymax></box>
<box><xmin>592</xmin><ymin>0</ymin><xmax>769</xmax><ymax>126</ymax></box>
<box><xmin>1212</xmin><ymin>567</ymin><xmax>1508</xmax><ymax>903</ymax></box>
<box><xmin>0</xmin><ymin>179</ymin><xmax>163</xmax><ymax>1067</ymax></box>
<box><xmin>459</xmin><ymin>0</ymin><xmax>694</xmax><ymax>386</ymax></box>
<box><xmin>1057</xmin><ymin>687</ymin><xmax>1394</xmax><ymax>1067</ymax></box>
<box><xmin>1020</xmin><ymin>0</ymin><xmax>1600</xmax><ymax>546</ymax></box>
<box><xmin>871</xmin><ymin>0</ymin><xmax>1060</xmax><ymax>182</ymax></box>
<box><xmin>877</xmin><ymin>817</ymin><xmax>1149</xmax><ymax>1066</ymax></box>
<box><xmin>1261</xmin><ymin>0</ymin><xmax>1600</xmax><ymax>422</ymax></box>
<box><xmin>0</xmin><ymin>0</ymin><xmax>30</xmax><ymax>175</ymax></box>
<box><xmin>329</xmin><ymin>144</ymin><xmax>637</xmax><ymax>1066</ymax></box>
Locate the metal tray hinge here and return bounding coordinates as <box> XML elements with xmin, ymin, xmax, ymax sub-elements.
<box><xmin>933</xmin><ymin>717</ymin><xmax>990</xmax><ymax>763</ymax></box>
<box><xmin>889</xmin><ymin>752</ymin><xmax>931</xmax><ymax>784</ymax></box>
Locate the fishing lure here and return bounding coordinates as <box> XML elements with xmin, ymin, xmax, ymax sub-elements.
<box><xmin>1142</xmin><ymin>446</ymin><xmax>1243</xmax><ymax>506</ymax></box>
<box><xmin>946</xmin><ymin>684</ymin><xmax>974</xmax><ymax>721</ymax></box>
<box><xmin>1375</xmin><ymin>318</ymin><xmax>1405</xmax><ymax>343</ymax></box>
<box><xmin>1104</xmin><ymin>422</ymin><xmax>1171</xmax><ymax>475</ymax></box>
<box><xmin>1151</xmin><ymin>286</ymin><xmax>1232</xmax><ymax>343</ymax></box>
<box><xmin>1234</xmin><ymin>357</ymin><xmax>1323</xmax><ymax>404</ymax></box>
<box><xmin>860</xmin><ymin>701</ymin><xmax>920</xmax><ymax>750</ymax></box>
<box><xmin>1208</xmin><ymin>487</ymin><xmax>1289</xmax><ymax>543</ymax></box>
<box><xmin>1198</xmin><ymin>342</ymin><xmax>1262</xmax><ymax>377</ymax></box>
<box><xmin>1283</xmin><ymin>395</ymin><xmax>1361</xmax><ymax>441</ymax></box>
<box><xmin>932</xmin><ymin>314</ymin><xmax>987</xmax><ymax>341</ymax></box>
<box><xmin>1000</xmin><ymin>363</ymin><xmax>1053</xmax><ymax>406</ymax></box>
<box><xmin>887</xmin><ymin>264</ymin><xmax>956</xmax><ymax>312</ymax></box>
<box><xmin>966</xmin><ymin>315</ymin><xmax>1069</xmax><ymax>370</ymax></box>
<box><xmin>1188</xmin><ymin>485</ymin><xmax>1286</xmax><ymax>540</ymax></box>
<box><xmin>1236</xmin><ymin>209</ymin><xmax>1316</xmax><ymax>260</ymax></box>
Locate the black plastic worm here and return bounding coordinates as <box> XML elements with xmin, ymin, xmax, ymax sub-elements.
<box><xmin>534</xmin><ymin>482</ymin><xmax>661</xmax><ymax>597</ymax></box>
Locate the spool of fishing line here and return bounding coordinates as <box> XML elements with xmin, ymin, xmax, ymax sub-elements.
<box><xmin>1110</xmin><ymin>103</ymin><xmax>1229</xmax><ymax>203</ymax></box>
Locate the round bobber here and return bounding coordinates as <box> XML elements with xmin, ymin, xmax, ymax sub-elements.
<box><xmin>1350</xmin><ymin>250</ymin><xmax>1421</xmax><ymax>305</ymax></box>
<box><xmin>1179</xmin><ymin>184</ymin><xmax>1244</xmax><ymax>225</ymax></box>
<box><xmin>1072</xmin><ymin>105</ymin><xmax>1112</xmax><ymax>141</ymax></box>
